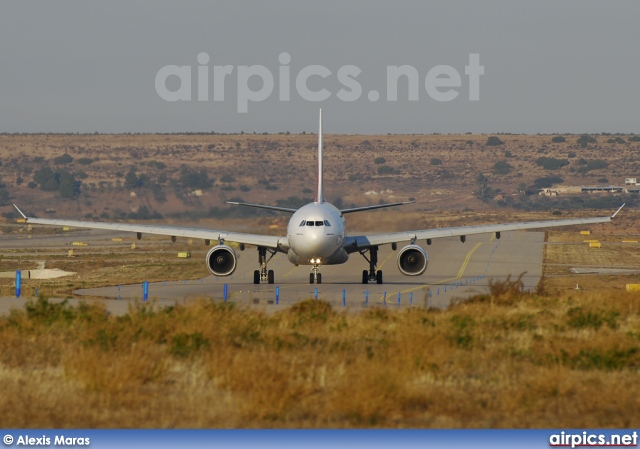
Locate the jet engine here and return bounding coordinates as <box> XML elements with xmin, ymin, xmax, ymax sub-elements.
<box><xmin>397</xmin><ymin>245</ymin><xmax>428</xmax><ymax>276</ymax></box>
<box><xmin>206</xmin><ymin>245</ymin><xmax>237</xmax><ymax>276</ymax></box>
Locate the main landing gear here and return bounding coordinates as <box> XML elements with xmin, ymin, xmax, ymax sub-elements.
<box><xmin>253</xmin><ymin>246</ymin><xmax>276</xmax><ymax>285</ymax></box>
<box><xmin>359</xmin><ymin>246</ymin><xmax>383</xmax><ymax>284</ymax></box>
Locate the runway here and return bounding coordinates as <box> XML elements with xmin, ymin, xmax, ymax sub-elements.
<box><xmin>75</xmin><ymin>230</ymin><xmax>544</xmax><ymax>310</ymax></box>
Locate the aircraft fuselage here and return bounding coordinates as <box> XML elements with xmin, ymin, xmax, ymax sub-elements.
<box><xmin>286</xmin><ymin>202</ymin><xmax>347</xmax><ymax>265</ymax></box>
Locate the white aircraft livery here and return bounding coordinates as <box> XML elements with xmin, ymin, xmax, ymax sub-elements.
<box><xmin>14</xmin><ymin>110</ymin><xmax>624</xmax><ymax>285</ymax></box>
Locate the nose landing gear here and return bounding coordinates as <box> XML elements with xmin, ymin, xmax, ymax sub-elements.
<box><xmin>309</xmin><ymin>260</ymin><xmax>322</xmax><ymax>284</ymax></box>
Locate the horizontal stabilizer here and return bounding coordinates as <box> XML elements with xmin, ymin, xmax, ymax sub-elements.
<box><xmin>340</xmin><ymin>201</ymin><xmax>415</xmax><ymax>214</ymax></box>
<box><xmin>225</xmin><ymin>201</ymin><xmax>297</xmax><ymax>214</ymax></box>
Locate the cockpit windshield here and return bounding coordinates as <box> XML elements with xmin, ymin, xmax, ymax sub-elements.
<box><xmin>301</xmin><ymin>219</ymin><xmax>331</xmax><ymax>227</ymax></box>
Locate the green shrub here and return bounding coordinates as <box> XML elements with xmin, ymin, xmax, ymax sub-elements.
<box><xmin>493</xmin><ymin>160</ymin><xmax>512</xmax><ymax>175</ymax></box>
<box><xmin>221</xmin><ymin>174</ymin><xmax>236</xmax><ymax>183</ymax></box>
<box><xmin>53</xmin><ymin>153</ymin><xmax>73</xmax><ymax>165</ymax></box>
<box><xmin>533</xmin><ymin>176</ymin><xmax>564</xmax><ymax>188</ymax></box>
<box><xmin>535</xmin><ymin>157</ymin><xmax>569</xmax><ymax>170</ymax></box>
<box><xmin>569</xmin><ymin>347</ymin><xmax>638</xmax><ymax>371</ymax></box>
<box><xmin>170</xmin><ymin>332</ymin><xmax>210</xmax><ymax>358</ymax></box>
<box><xmin>585</xmin><ymin>159</ymin><xmax>609</xmax><ymax>171</ymax></box>
<box><xmin>577</xmin><ymin>134</ymin><xmax>596</xmax><ymax>148</ymax></box>
<box><xmin>179</xmin><ymin>166</ymin><xmax>213</xmax><ymax>189</ymax></box>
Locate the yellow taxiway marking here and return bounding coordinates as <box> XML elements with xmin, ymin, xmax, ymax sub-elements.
<box><xmin>377</xmin><ymin>249</ymin><xmax>396</xmax><ymax>270</ymax></box>
<box><xmin>380</xmin><ymin>234</ymin><xmax>494</xmax><ymax>273</ymax></box>
<box><xmin>282</xmin><ymin>265</ymin><xmax>300</xmax><ymax>278</ymax></box>
<box><xmin>456</xmin><ymin>242</ymin><xmax>482</xmax><ymax>278</ymax></box>
<box><xmin>376</xmin><ymin>237</ymin><xmax>496</xmax><ymax>302</ymax></box>
<box><xmin>282</xmin><ymin>234</ymin><xmax>500</xmax><ymax>299</ymax></box>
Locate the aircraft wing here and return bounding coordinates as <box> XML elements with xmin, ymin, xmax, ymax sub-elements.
<box><xmin>13</xmin><ymin>205</ymin><xmax>289</xmax><ymax>251</ymax></box>
<box><xmin>343</xmin><ymin>205</ymin><xmax>623</xmax><ymax>252</ymax></box>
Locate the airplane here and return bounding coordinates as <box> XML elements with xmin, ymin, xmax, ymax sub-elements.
<box><xmin>13</xmin><ymin>110</ymin><xmax>624</xmax><ymax>286</ymax></box>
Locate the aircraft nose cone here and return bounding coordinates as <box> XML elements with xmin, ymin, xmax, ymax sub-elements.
<box><xmin>306</xmin><ymin>238</ymin><xmax>326</xmax><ymax>256</ymax></box>
<box><xmin>290</xmin><ymin>231</ymin><xmax>336</xmax><ymax>260</ymax></box>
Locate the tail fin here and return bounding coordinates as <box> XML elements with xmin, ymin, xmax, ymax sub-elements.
<box><xmin>316</xmin><ymin>109</ymin><xmax>324</xmax><ymax>203</ymax></box>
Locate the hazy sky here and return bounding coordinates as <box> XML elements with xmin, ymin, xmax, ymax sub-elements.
<box><xmin>1</xmin><ymin>1</ymin><xmax>639</xmax><ymax>134</ymax></box>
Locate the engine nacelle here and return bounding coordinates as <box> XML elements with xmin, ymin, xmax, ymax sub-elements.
<box><xmin>206</xmin><ymin>245</ymin><xmax>238</xmax><ymax>276</ymax></box>
<box><xmin>397</xmin><ymin>245</ymin><xmax>428</xmax><ymax>276</ymax></box>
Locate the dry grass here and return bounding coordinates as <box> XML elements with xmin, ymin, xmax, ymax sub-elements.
<box><xmin>542</xmin><ymin>228</ymin><xmax>640</xmax><ymax>294</ymax></box>
<box><xmin>0</xmin><ymin>235</ymin><xmax>211</xmax><ymax>298</ymax></box>
<box><xmin>1</xmin><ymin>287</ymin><xmax>640</xmax><ymax>428</ymax></box>
<box><xmin>3</xmin><ymin>132</ymin><xmax>640</xmax><ymax>222</ymax></box>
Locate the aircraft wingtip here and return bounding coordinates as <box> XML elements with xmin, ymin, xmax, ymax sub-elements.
<box><xmin>12</xmin><ymin>204</ymin><xmax>27</xmax><ymax>219</ymax></box>
<box><xmin>611</xmin><ymin>203</ymin><xmax>625</xmax><ymax>219</ymax></box>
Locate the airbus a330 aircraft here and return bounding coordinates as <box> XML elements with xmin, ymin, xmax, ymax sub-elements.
<box><xmin>13</xmin><ymin>110</ymin><xmax>624</xmax><ymax>285</ymax></box>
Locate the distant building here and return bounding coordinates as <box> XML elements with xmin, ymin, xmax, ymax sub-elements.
<box><xmin>581</xmin><ymin>186</ymin><xmax>624</xmax><ymax>193</ymax></box>
<box><xmin>626</xmin><ymin>178</ymin><xmax>638</xmax><ymax>185</ymax></box>
<box><xmin>539</xmin><ymin>188</ymin><xmax>558</xmax><ymax>197</ymax></box>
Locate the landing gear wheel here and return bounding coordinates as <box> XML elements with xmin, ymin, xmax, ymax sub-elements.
<box><xmin>317</xmin><ymin>273</ymin><xmax>322</xmax><ymax>284</ymax></box>
<box><xmin>359</xmin><ymin>245</ymin><xmax>380</xmax><ymax>285</ymax></box>
<box><xmin>309</xmin><ymin>273</ymin><xmax>314</xmax><ymax>284</ymax></box>
<box><xmin>256</xmin><ymin>246</ymin><xmax>277</xmax><ymax>284</ymax></box>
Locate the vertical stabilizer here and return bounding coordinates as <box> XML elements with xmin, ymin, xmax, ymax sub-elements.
<box><xmin>316</xmin><ymin>109</ymin><xmax>324</xmax><ymax>203</ymax></box>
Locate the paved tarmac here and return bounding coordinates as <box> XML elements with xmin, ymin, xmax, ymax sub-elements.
<box><xmin>0</xmin><ymin>229</ymin><xmax>543</xmax><ymax>314</ymax></box>
<box><xmin>70</xmin><ymin>230</ymin><xmax>544</xmax><ymax>311</ymax></box>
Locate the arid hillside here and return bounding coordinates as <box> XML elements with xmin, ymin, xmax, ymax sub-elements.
<box><xmin>0</xmin><ymin>133</ymin><xmax>637</xmax><ymax>225</ymax></box>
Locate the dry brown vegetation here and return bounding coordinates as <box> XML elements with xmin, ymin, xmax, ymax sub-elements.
<box><xmin>1</xmin><ymin>283</ymin><xmax>640</xmax><ymax>428</ymax></box>
<box><xmin>542</xmin><ymin>224</ymin><xmax>640</xmax><ymax>294</ymax></box>
<box><xmin>1</xmin><ymin>132</ymin><xmax>639</xmax><ymax>221</ymax></box>
<box><xmin>1</xmin><ymin>133</ymin><xmax>640</xmax><ymax>428</ymax></box>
